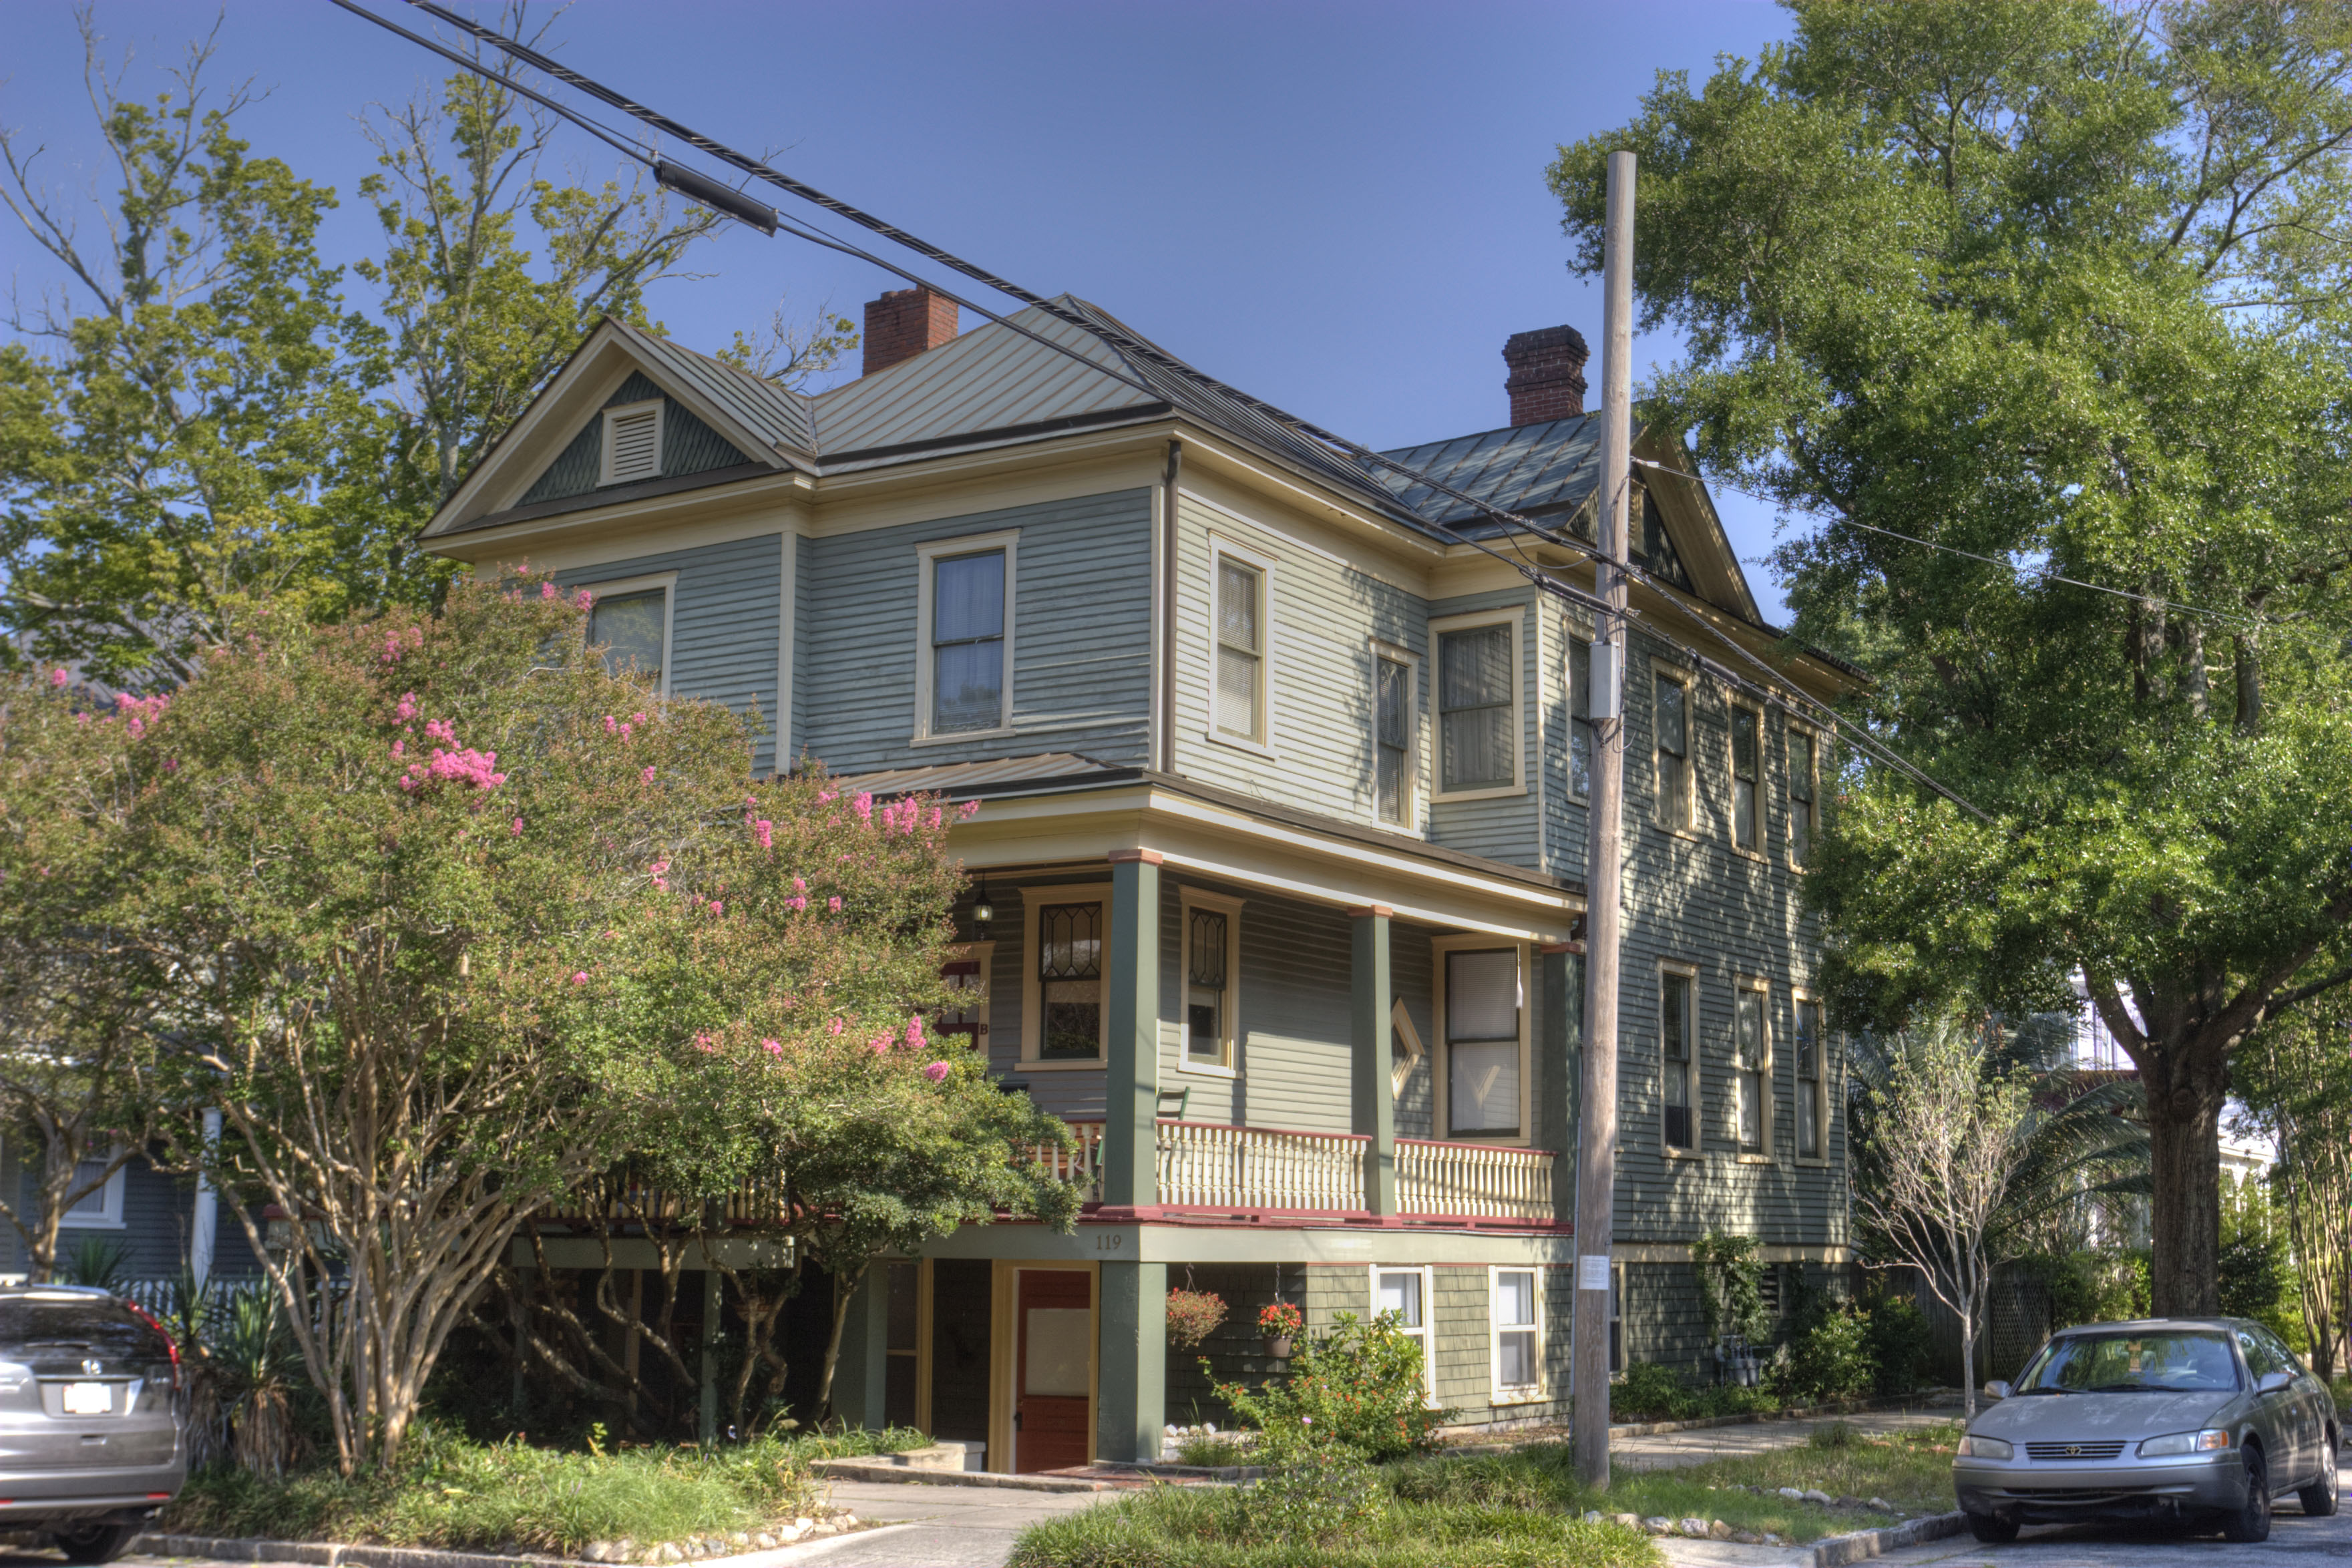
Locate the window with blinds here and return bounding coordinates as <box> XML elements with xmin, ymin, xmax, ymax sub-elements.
<box><xmin>1795</xmin><ymin>998</ymin><xmax>1825</xmax><ymax>1159</ymax></box>
<box><xmin>1214</xmin><ymin>558</ymin><xmax>1264</xmax><ymax>741</ymax></box>
<box><xmin>1654</xmin><ymin>672</ymin><xmax>1691</xmax><ymax>827</ymax></box>
<box><xmin>1734</xmin><ymin>984</ymin><xmax>1767</xmax><ymax>1153</ymax></box>
<box><xmin>1438</xmin><ymin>623</ymin><xmax>1515</xmax><ymax>793</ymax></box>
<box><xmin>1661</xmin><ymin>970</ymin><xmax>1695</xmax><ymax>1152</ymax></box>
<box><xmin>1732</xmin><ymin>707</ymin><xmax>1762</xmax><ymax>851</ymax></box>
<box><xmin>931</xmin><ymin>549</ymin><xmax>1007</xmax><ymax>733</ymax></box>
<box><xmin>1374</xmin><ymin>654</ymin><xmax>1412</xmax><ymax>825</ymax></box>
<box><xmin>600</xmin><ymin>401</ymin><xmax>664</xmax><ymax>485</ymax></box>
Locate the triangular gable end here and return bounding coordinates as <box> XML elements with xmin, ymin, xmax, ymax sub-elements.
<box><xmin>518</xmin><ymin>372</ymin><xmax>755</xmax><ymax>506</ymax></box>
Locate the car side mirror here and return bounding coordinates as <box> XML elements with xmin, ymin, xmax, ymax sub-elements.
<box><xmin>1984</xmin><ymin>1380</ymin><xmax>2011</xmax><ymax>1401</ymax></box>
<box><xmin>2256</xmin><ymin>1370</ymin><xmax>2293</xmax><ymax>1394</ymax></box>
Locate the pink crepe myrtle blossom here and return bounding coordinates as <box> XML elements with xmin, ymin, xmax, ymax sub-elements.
<box><xmin>924</xmin><ymin>1061</ymin><xmax>951</xmax><ymax>1083</ymax></box>
<box><xmin>604</xmin><ymin>715</ymin><xmax>616</xmax><ymax>735</ymax></box>
<box><xmin>785</xmin><ymin>896</ymin><xmax>807</xmax><ymax>912</ymax></box>
<box><xmin>47</xmin><ymin>668</ymin><xmax>67</xmax><ymax>688</ymax></box>
<box><xmin>395</xmin><ymin>692</ymin><xmax>419</xmax><ymax>724</ymax></box>
<box><xmin>960</xmin><ymin>799</ymin><xmax>980</xmax><ymax>819</ymax></box>
<box><xmin>511</xmin><ymin>817</ymin><xmax>524</xmax><ymax>836</ymax></box>
<box><xmin>905</xmin><ymin>1016</ymin><xmax>928</xmax><ymax>1048</ymax></box>
<box><xmin>827</xmin><ymin>896</ymin><xmax>843</xmax><ymax>912</ymax></box>
<box><xmin>640</xmin><ymin>766</ymin><xmax>656</xmax><ymax>785</ymax></box>
<box><xmin>574</xmin><ymin>588</ymin><xmax>594</xmax><ymax>610</ymax></box>
<box><xmin>570</xmin><ymin>972</ymin><xmax>589</xmax><ymax>985</ymax></box>
<box><xmin>541</xmin><ymin>581</ymin><xmax>558</xmax><ymax>600</ymax></box>
<box><xmin>391</xmin><ymin>739</ymin><xmax>405</xmax><ymax>759</ymax></box>
<box><xmin>632</xmin><ymin>713</ymin><xmax>646</xmax><ymax>725</ymax></box>
<box><xmin>869</xmin><ymin>1034</ymin><xmax>892</xmax><ymax>1055</ymax></box>
<box><xmin>424</xmin><ymin>718</ymin><xmax>457</xmax><ymax>745</ymax></box>
<box><xmin>828</xmin><ymin>1017</ymin><xmax>845</xmax><ymax>1036</ymax></box>
<box><xmin>620</xmin><ymin>722</ymin><xmax>632</xmax><ymax>740</ymax></box>
<box><xmin>929</xmin><ymin>805</ymin><xmax>944</xmax><ymax>830</ymax></box>
<box><xmin>853</xmin><ymin>791</ymin><xmax>873</xmax><ymax>823</ymax></box>
<box><xmin>695</xmin><ymin>1032</ymin><xmax>719</xmax><ymax>1053</ymax></box>
<box><xmin>761</xmin><ymin>1038</ymin><xmax>784</xmax><ymax>1056</ymax></box>
<box><xmin>407</xmin><ymin>747</ymin><xmax>506</xmax><ymax>791</ymax></box>
<box><xmin>792</xmin><ymin>875</ymin><xmax>807</xmax><ymax>892</ymax></box>
<box><xmin>817</xmin><ymin>788</ymin><xmax>837</xmax><ymax>805</ymax></box>
<box><xmin>753</xmin><ymin>820</ymin><xmax>773</xmax><ymax>850</ymax></box>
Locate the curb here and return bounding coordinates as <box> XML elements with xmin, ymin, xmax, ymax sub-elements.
<box><xmin>809</xmin><ymin>1460</ymin><xmax>1111</xmax><ymax>1493</ymax></box>
<box><xmin>132</xmin><ymin>1537</ymin><xmax>558</xmax><ymax>1568</ymax></box>
<box><xmin>1801</xmin><ymin>1509</ymin><xmax>1967</xmax><ymax>1567</ymax></box>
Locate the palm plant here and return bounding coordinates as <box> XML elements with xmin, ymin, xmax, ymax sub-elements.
<box><xmin>208</xmin><ymin>1284</ymin><xmax>304</xmax><ymax>1475</ymax></box>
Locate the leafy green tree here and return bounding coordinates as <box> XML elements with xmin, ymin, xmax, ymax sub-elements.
<box><xmin>1551</xmin><ymin>0</ymin><xmax>2352</xmax><ymax>1316</ymax></box>
<box><xmin>2234</xmin><ymin>1004</ymin><xmax>2351</xmax><ymax>1378</ymax></box>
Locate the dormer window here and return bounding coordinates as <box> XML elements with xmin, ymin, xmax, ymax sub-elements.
<box><xmin>599</xmin><ymin>400</ymin><xmax>664</xmax><ymax>486</ymax></box>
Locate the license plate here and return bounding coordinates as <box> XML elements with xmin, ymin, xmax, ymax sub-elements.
<box><xmin>61</xmin><ymin>1382</ymin><xmax>110</xmax><ymax>1415</ymax></box>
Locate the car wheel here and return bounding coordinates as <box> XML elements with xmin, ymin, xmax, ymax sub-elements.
<box><xmin>2222</xmin><ymin>1446</ymin><xmax>2272</xmax><ymax>1545</ymax></box>
<box><xmin>1965</xmin><ymin>1511</ymin><xmax>2020</xmax><ymax>1543</ymax></box>
<box><xmin>53</xmin><ymin>1523</ymin><xmax>136</xmax><ymax>1565</ymax></box>
<box><xmin>2298</xmin><ymin>1432</ymin><xmax>2340</xmax><ymax>1517</ymax></box>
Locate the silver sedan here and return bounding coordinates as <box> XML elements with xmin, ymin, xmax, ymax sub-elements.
<box><xmin>1951</xmin><ymin>1318</ymin><xmax>2339</xmax><ymax>1545</ymax></box>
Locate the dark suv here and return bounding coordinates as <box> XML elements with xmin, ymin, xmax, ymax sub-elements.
<box><xmin>0</xmin><ymin>1287</ymin><xmax>185</xmax><ymax>1563</ymax></box>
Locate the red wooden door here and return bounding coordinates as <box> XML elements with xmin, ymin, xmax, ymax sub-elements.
<box><xmin>1014</xmin><ymin>1270</ymin><xmax>1092</xmax><ymax>1473</ymax></box>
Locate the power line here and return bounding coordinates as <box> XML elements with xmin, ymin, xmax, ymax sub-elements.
<box><xmin>1631</xmin><ymin>456</ymin><xmax>2271</xmax><ymax>630</ymax></box>
<box><xmin>339</xmin><ymin>0</ymin><xmax>1989</xmax><ymax>822</ymax></box>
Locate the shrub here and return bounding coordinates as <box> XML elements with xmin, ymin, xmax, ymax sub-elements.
<box><xmin>1209</xmin><ymin>1311</ymin><xmax>1450</xmax><ymax>1463</ymax></box>
<box><xmin>1175</xmin><ymin>1432</ymin><xmax>1251</xmax><ymax>1468</ymax></box>
<box><xmin>1611</xmin><ymin>1362</ymin><xmax>1694</xmax><ymax>1421</ymax></box>
<box><xmin>1233</xmin><ymin>1450</ymin><xmax>1387</xmax><ymax>1545</ymax></box>
<box><xmin>1772</xmin><ymin>1292</ymin><xmax>1875</xmax><ymax>1404</ymax></box>
<box><xmin>1860</xmin><ymin>1293</ymin><xmax>1933</xmax><ymax>1394</ymax></box>
<box><xmin>1166</xmin><ymin>1288</ymin><xmax>1229</xmax><ymax>1351</ymax></box>
<box><xmin>1691</xmin><ymin>1232</ymin><xmax>1768</xmax><ymax>1346</ymax></box>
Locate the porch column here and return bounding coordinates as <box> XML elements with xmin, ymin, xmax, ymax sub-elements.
<box><xmin>830</xmin><ymin>1267</ymin><xmax>890</xmax><ymax>1429</ymax></box>
<box><xmin>1349</xmin><ymin>906</ymin><xmax>1397</xmax><ymax>1216</ymax></box>
<box><xmin>1098</xmin><ymin>1261</ymin><xmax>1167</xmax><ymax>1463</ymax></box>
<box><xmin>1103</xmin><ymin>849</ymin><xmax>1161</xmax><ymax>1210</ymax></box>
<box><xmin>698</xmin><ymin>1267</ymin><xmax>722</xmax><ymax>1443</ymax></box>
<box><xmin>1538</xmin><ymin>942</ymin><xmax>1582</xmax><ymax>1226</ymax></box>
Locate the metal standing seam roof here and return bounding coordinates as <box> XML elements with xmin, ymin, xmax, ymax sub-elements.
<box><xmin>815</xmin><ymin>751</ymin><xmax>1122</xmax><ymax>797</ymax></box>
<box><xmin>1374</xmin><ymin>418</ymin><xmax>1603</xmax><ymax>536</ymax></box>
<box><xmin>607</xmin><ymin>317</ymin><xmax>819</xmax><ymax>459</ymax></box>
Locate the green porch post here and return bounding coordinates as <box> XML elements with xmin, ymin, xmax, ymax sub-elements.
<box><xmin>1350</xmin><ymin>906</ymin><xmax>1397</xmax><ymax>1215</ymax></box>
<box><xmin>1102</xmin><ymin>849</ymin><xmax>1161</xmax><ymax>1210</ymax></box>
<box><xmin>1098</xmin><ymin>1261</ymin><xmax>1167</xmax><ymax>1463</ymax></box>
<box><xmin>829</xmin><ymin>1267</ymin><xmax>890</xmax><ymax>1430</ymax></box>
<box><xmin>1538</xmin><ymin>942</ymin><xmax>1582</xmax><ymax>1226</ymax></box>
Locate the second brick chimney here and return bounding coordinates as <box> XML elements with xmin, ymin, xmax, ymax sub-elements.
<box><xmin>862</xmin><ymin>286</ymin><xmax>959</xmax><ymax>377</ymax></box>
<box><xmin>1502</xmin><ymin>325</ymin><xmax>1590</xmax><ymax>425</ymax></box>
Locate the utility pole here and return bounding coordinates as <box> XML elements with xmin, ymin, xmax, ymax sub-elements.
<box><xmin>1572</xmin><ymin>147</ymin><xmax>1635</xmax><ymax>1492</ymax></box>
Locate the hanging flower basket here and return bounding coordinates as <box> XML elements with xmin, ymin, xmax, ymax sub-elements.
<box><xmin>1257</xmin><ymin>1300</ymin><xmax>1302</xmax><ymax>1359</ymax></box>
<box><xmin>1165</xmin><ymin>1286</ymin><xmax>1229</xmax><ymax>1350</ymax></box>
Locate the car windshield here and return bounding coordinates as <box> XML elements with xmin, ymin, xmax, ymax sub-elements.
<box><xmin>2017</xmin><ymin>1330</ymin><xmax>2238</xmax><ymax>1394</ymax></box>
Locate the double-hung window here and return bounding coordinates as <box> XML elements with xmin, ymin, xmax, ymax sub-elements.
<box><xmin>1654</xmin><ymin>671</ymin><xmax>1691</xmax><ymax>827</ymax></box>
<box><xmin>1436</xmin><ymin>616</ymin><xmax>1518</xmax><ymax>794</ymax></box>
<box><xmin>1443</xmin><ymin>946</ymin><xmax>1523</xmax><ymax>1139</ymax></box>
<box><xmin>59</xmin><ymin>1151</ymin><xmax>126</xmax><ymax>1228</ymax></box>
<box><xmin>1731</xmin><ymin>706</ymin><xmax>1762</xmax><ymax>851</ymax></box>
<box><xmin>1491</xmin><ymin>1268</ymin><xmax>1542</xmax><ymax>1400</ymax></box>
<box><xmin>1373</xmin><ymin>1266</ymin><xmax>1436</xmax><ymax>1402</ymax></box>
<box><xmin>1374</xmin><ymin>652</ymin><xmax>1413</xmax><ymax>825</ymax></box>
<box><xmin>1661</xmin><ymin>970</ymin><xmax>1696</xmax><ymax>1153</ymax></box>
<box><xmin>1794</xmin><ymin>997</ymin><xmax>1826</xmax><ymax>1159</ymax></box>
<box><xmin>1568</xmin><ymin>638</ymin><xmax>1593</xmax><ymax>799</ymax></box>
<box><xmin>584</xmin><ymin>575</ymin><xmax>673</xmax><ymax>692</ymax></box>
<box><xmin>930</xmin><ymin>549</ymin><xmax>1008</xmax><ymax>734</ymax></box>
<box><xmin>1037</xmin><ymin>901</ymin><xmax>1105</xmax><ymax>1060</ymax></box>
<box><xmin>1214</xmin><ymin>555</ymin><xmax>1265</xmax><ymax>743</ymax></box>
<box><xmin>1181</xmin><ymin>890</ymin><xmax>1243</xmax><ymax>1072</ymax></box>
<box><xmin>1734</xmin><ymin>982</ymin><xmax>1769</xmax><ymax>1154</ymax></box>
<box><xmin>1789</xmin><ymin>730</ymin><xmax>1818</xmax><ymax>867</ymax></box>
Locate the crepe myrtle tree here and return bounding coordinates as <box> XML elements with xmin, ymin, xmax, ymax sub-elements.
<box><xmin>120</xmin><ymin>570</ymin><xmax>1044</xmax><ymax>1471</ymax></box>
<box><xmin>0</xmin><ymin>671</ymin><xmax>167</xmax><ymax>1280</ymax></box>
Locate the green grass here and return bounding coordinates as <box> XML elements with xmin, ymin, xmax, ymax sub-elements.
<box><xmin>162</xmin><ymin>1425</ymin><xmax>926</xmax><ymax>1553</ymax></box>
<box><xmin>1175</xmin><ymin>1433</ymin><xmax>1255</xmax><ymax>1468</ymax></box>
<box><xmin>1006</xmin><ymin>1486</ymin><xmax>1660</xmax><ymax>1568</ymax></box>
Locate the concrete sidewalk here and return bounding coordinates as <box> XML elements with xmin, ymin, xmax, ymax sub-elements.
<box><xmin>773</xmin><ymin>1479</ymin><xmax>1112</xmax><ymax>1568</ymax></box>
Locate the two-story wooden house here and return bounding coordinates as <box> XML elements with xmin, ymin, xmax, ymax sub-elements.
<box><xmin>421</xmin><ymin>287</ymin><xmax>1857</xmax><ymax>1469</ymax></box>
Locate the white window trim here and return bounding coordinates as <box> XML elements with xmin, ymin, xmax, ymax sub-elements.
<box><xmin>1787</xmin><ymin>720</ymin><xmax>1822</xmax><ymax>872</ymax></box>
<box><xmin>57</xmin><ymin>1147</ymin><xmax>128</xmax><ymax>1231</ymax></box>
<box><xmin>577</xmin><ymin>570</ymin><xmax>679</xmax><ymax>697</ymax></box>
<box><xmin>1177</xmin><ymin>887</ymin><xmax>1245</xmax><ymax>1079</ymax></box>
<box><xmin>1792</xmin><ymin>986</ymin><xmax>1832</xmax><ymax>1167</ymax></box>
<box><xmin>1488</xmin><ymin>1264</ymin><xmax>1546</xmax><ymax>1404</ymax></box>
<box><xmin>1732</xmin><ymin>974</ymin><xmax>1774</xmax><ymax>1161</ymax></box>
<box><xmin>912</xmin><ymin>530</ymin><xmax>1020</xmax><ymax>745</ymax></box>
<box><xmin>1205</xmin><ymin>534</ymin><xmax>1278</xmax><ymax>757</ymax></box>
<box><xmin>1431</xmin><ymin>934</ymin><xmax>1531</xmax><ymax>1146</ymax></box>
<box><xmin>598</xmin><ymin>399</ymin><xmax>666</xmax><ymax>487</ymax></box>
<box><xmin>1727</xmin><ymin>699</ymin><xmax>1766</xmax><ymax>859</ymax></box>
<box><xmin>1659</xmin><ymin>959</ymin><xmax>1702</xmax><ymax>1161</ymax></box>
<box><xmin>1018</xmin><ymin>881</ymin><xmax>1113</xmax><ymax>1068</ymax></box>
<box><xmin>1390</xmin><ymin>998</ymin><xmax>1424</xmax><ymax>1098</ymax></box>
<box><xmin>1369</xmin><ymin>638</ymin><xmax>1420</xmax><ymax>829</ymax></box>
<box><xmin>1368</xmin><ymin>1264</ymin><xmax>1439</xmax><ymax>1406</ymax></box>
<box><xmin>1649</xmin><ymin>656</ymin><xmax>1697</xmax><ymax>835</ymax></box>
<box><xmin>1430</xmin><ymin>607</ymin><xmax>1526</xmax><ymax>803</ymax></box>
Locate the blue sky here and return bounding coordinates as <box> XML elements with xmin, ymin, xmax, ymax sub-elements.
<box><xmin>0</xmin><ymin>0</ymin><xmax>1800</xmax><ymax>618</ymax></box>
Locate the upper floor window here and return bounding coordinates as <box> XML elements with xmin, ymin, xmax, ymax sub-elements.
<box><xmin>599</xmin><ymin>399</ymin><xmax>664</xmax><ymax>486</ymax></box>
<box><xmin>584</xmin><ymin>577</ymin><xmax>672</xmax><ymax>692</ymax></box>
<box><xmin>1789</xmin><ymin>730</ymin><xmax>1818</xmax><ymax>867</ymax></box>
<box><xmin>1374</xmin><ymin>652</ymin><xmax>1414</xmax><ymax>825</ymax></box>
<box><xmin>1569</xmin><ymin>638</ymin><xmax>1593</xmax><ymax>799</ymax></box>
<box><xmin>1180</xmin><ymin>890</ymin><xmax>1243</xmax><ymax>1074</ymax></box>
<box><xmin>1734</xmin><ymin>982</ymin><xmax>1768</xmax><ymax>1154</ymax></box>
<box><xmin>1794</xmin><ymin>996</ymin><xmax>1825</xmax><ymax>1159</ymax></box>
<box><xmin>1731</xmin><ymin>706</ymin><xmax>1762</xmax><ymax>852</ymax></box>
<box><xmin>1653</xmin><ymin>671</ymin><xmax>1691</xmax><ymax>828</ymax></box>
<box><xmin>1037</xmin><ymin>902</ymin><xmax>1104</xmax><ymax>1060</ymax></box>
<box><xmin>1215</xmin><ymin>556</ymin><xmax>1265</xmax><ymax>743</ymax></box>
<box><xmin>1437</xmin><ymin>616</ymin><xmax>1518</xmax><ymax>795</ymax></box>
<box><xmin>1661</xmin><ymin>969</ymin><xmax>1695</xmax><ymax>1153</ymax></box>
<box><xmin>1442</xmin><ymin>944</ymin><xmax>1522</xmax><ymax>1139</ymax></box>
<box><xmin>915</xmin><ymin>532</ymin><xmax>1018</xmax><ymax>741</ymax></box>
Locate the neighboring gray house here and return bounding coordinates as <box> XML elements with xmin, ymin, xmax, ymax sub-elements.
<box><xmin>416</xmin><ymin>288</ymin><xmax>1858</xmax><ymax>1466</ymax></box>
<box><xmin>0</xmin><ymin>1147</ymin><xmax>262</xmax><ymax>1290</ymax></box>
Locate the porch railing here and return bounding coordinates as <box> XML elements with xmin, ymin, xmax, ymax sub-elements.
<box><xmin>1042</xmin><ymin>1120</ymin><xmax>1553</xmax><ymax>1222</ymax></box>
<box><xmin>537</xmin><ymin>1175</ymin><xmax>793</xmax><ymax>1230</ymax></box>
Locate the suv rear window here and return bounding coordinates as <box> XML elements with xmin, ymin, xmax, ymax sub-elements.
<box><xmin>0</xmin><ymin>1298</ymin><xmax>166</xmax><ymax>1360</ymax></box>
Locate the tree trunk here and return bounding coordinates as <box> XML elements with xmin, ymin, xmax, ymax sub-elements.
<box><xmin>2142</xmin><ymin>1041</ymin><xmax>2228</xmax><ymax>1316</ymax></box>
<box><xmin>813</xmin><ymin>1261</ymin><xmax>867</xmax><ymax>1425</ymax></box>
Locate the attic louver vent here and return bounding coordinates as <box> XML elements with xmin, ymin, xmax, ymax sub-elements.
<box><xmin>602</xmin><ymin>403</ymin><xmax>663</xmax><ymax>485</ymax></box>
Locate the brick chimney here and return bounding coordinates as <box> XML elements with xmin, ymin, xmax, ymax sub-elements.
<box><xmin>862</xmin><ymin>287</ymin><xmax>959</xmax><ymax>377</ymax></box>
<box><xmin>1502</xmin><ymin>325</ymin><xmax>1590</xmax><ymax>425</ymax></box>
